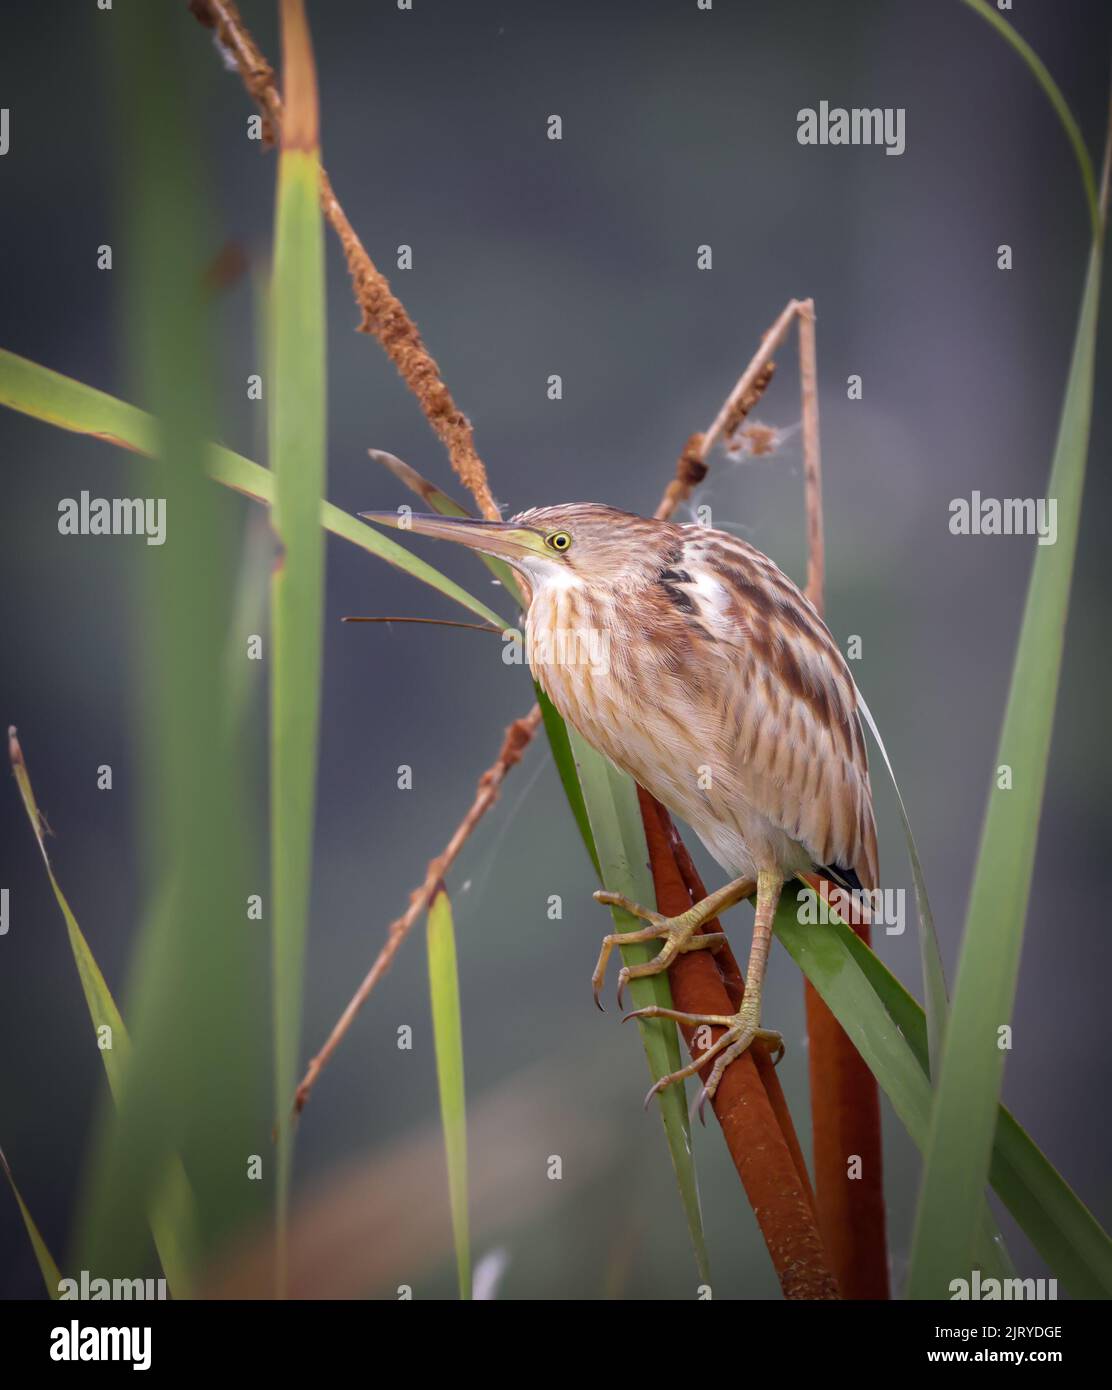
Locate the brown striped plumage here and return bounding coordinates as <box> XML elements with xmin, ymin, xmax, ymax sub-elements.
<box><xmin>359</xmin><ymin>499</ymin><xmax>879</xmax><ymax>1121</ymax></box>
<box><xmin>514</xmin><ymin>505</ymin><xmax>878</xmax><ymax>893</ymax></box>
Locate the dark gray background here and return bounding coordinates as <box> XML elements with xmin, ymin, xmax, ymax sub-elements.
<box><xmin>1</xmin><ymin>0</ymin><xmax>1109</xmax><ymax>1298</ymax></box>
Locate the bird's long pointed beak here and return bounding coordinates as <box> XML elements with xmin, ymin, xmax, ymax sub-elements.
<box><xmin>358</xmin><ymin>510</ymin><xmax>545</xmax><ymax>562</ymax></box>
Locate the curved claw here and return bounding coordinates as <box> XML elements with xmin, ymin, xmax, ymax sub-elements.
<box><xmin>593</xmin><ymin>985</ymin><xmax>606</xmax><ymax>1013</ymax></box>
<box><xmin>692</xmin><ymin>1028</ymin><xmax>785</xmax><ymax>1121</ymax></box>
<box><xmin>642</xmin><ymin>1075</ymin><xmax>673</xmax><ymax>1110</ymax></box>
<box><xmin>616</xmin><ymin>968</ymin><xmax>630</xmax><ymax>1012</ymax></box>
<box><xmin>754</xmin><ymin>1028</ymin><xmax>786</xmax><ymax>1067</ymax></box>
<box><xmin>692</xmin><ymin>1055</ymin><xmax>731</xmax><ymax>1122</ymax></box>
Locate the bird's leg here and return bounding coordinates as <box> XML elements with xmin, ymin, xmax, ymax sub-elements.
<box><xmin>591</xmin><ymin>874</ymin><xmax>755</xmax><ymax>1010</ymax></box>
<box><xmin>625</xmin><ymin>868</ymin><xmax>786</xmax><ymax>1118</ymax></box>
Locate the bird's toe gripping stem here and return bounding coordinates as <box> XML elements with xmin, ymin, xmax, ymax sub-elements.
<box><xmin>590</xmin><ymin>890</ymin><xmax>727</xmax><ymax>1012</ymax></box>
<box><xmin>622</xmin><ymin>999</ymin><xmax>785</xmax><ymax>1122</ymax></box>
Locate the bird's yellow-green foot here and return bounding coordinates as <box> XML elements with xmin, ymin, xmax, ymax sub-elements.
<box><xmin>624</xmin><ymin>999</ymin><xmax>785</xmax><ymax>1120</ymax></box>
<box><xmin>596</xmin><ymin>867</ymin><xmax>784</xmax><ymax>1119</ymax></box>
<box><xmin>590</xmin><ymin>887</ymin><xmax>735</xmax><ymax>1011</ymax></box>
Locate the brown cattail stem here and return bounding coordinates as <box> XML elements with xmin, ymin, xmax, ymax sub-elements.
<box><xmin>638</xmin><ymin>789</ymin><xmax>838</xmax><ymax>1300</ymax></box>
<box><xmin>803</xmin><ymin>927</ymin><xmax>889</xmax><ymax>1298</ymax></box>
<box><xmin>661</xmin><ymin>805</ymin><xmax>821</xmax><ymax>1221</ymax></box>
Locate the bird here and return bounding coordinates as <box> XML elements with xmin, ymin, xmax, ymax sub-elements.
<box><xmin>360</xmin><ymin>502</ymin><xmax>878</xmax><ymax>1113</ymax></box>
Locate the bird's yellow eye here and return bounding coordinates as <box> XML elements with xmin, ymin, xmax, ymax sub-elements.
<box><xmin>546</xmin><ymin>530</ymin><xmax>572</xmax><ymax>553</ymax></box>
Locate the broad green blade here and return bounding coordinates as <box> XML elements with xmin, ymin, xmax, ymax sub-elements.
<box><xmin>269</xmin><ymin>0</ymin><xmax>327</xmax><ymax>1287</ymax></box>
<box><xmin>1</xmin><ymin>1144</ymin><xmax>64</xmax><ymax>1298</ymax></box>
<box><xmin>78</xmin><ymin>4</ymin><xmax>261</xmax><ymax>1297</ymax></box>
<box><xmin>775</xmin><ymin>892</ymin><xmax>1010</xmax><ymax>1284</ymax></box>
<box><xmin>11</xmin><ymin>731</ymin><xmax>133</xmax><ymax>1091</ymax></box>
<box><xmin>10</xmin><ymin>735</ymin><xmax>196</xmax><ymax>1297</ymax></box>
<box><xmin>852</xmin><ymin>712</ymin><xmax>1008</xmax><ymax>1279</ymax></box>
<box><xmin>836</xmin><ymin>704</ymin><xmax>1018</xmax><ymax>1279</ymax></box>
<box><xmin>908</xmin><ymin>237</ymin><xmax>1105</xmax><ymax>1297</ymax></box>
<box><xmin>568</xmin><ymin>727</ymin><xmax>710</xmax><ymax>1283</ymax></box>
<box><xmin>839</xmin><ymin>922</ymin><xmax>1112</xmax><ymax>1299</ymax></box>
<box><xmin>427</xmin><ymin>889</ymin><xmax>471</xmax><ymax>1299</ymax></box>
<box><xmin>0</xmin><ymin>349</ymin><xmax>503</xmax><ymax>631</ymax></box>
<box><xmin>777</xmin><ymin>898</ymin><xmax>936</xmax><ymax>1152</ymax></box>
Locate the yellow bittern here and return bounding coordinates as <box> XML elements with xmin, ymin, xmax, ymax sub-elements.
<box><xmin>362</xmin><ymin>504</ymin><xmax>877</xmax><ymax>1113</ymax></box>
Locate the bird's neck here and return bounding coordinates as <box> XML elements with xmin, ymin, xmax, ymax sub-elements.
<box><xmin>525</xmin><ymin>573</ymin><xmax>587</xmax><ymax>651</ymax></box>
<box><xmin>523</xmin><ymin>572</ymin><xmax>610</xmax><ymax>700</ymax></box>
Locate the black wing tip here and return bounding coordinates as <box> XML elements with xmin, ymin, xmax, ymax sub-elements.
<box><xmin>814</xmin><ymin>862</ymin><xmax>865</xmax><ymax>895</ymax></box>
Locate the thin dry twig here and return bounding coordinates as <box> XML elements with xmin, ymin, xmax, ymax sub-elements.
<box><xmin>294</xmin><ymin>708</ymin><xmax>541</xmax><ymax>1114</ymax></box>
<box><xmin>655</xmin><ymin>298</ymin><xmax>807</xmax><ymax>522</ymax></box>
<box><xmin>654</xmin><ymin>297</ymin><xmax>828</xmax><ymax>551</ymax></box>
<box><xmin>795</xmin><ymin>301</ymin><xmax>825</xmax><ymax>610</ymax></box>
<box><xmin>189</xmin><ymin>0</ymin><xmax>500</xmax><ymax>522</ymax></box>
<box><xmin>786</xmin><ymin>305</ymin><xmax>888</xmax><ymax>1298</ymax></box>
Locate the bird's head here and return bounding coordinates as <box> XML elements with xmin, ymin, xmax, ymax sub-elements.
<box><xmin>359</xmin><ymin>502</ymin><xmax>664</xmax><ymax>599</ymax></box>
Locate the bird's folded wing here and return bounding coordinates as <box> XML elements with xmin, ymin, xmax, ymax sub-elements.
<box><xmin>673</xmin><ymin>529</ymin><xmax>880</xmax><ymax>890</ymax></box>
